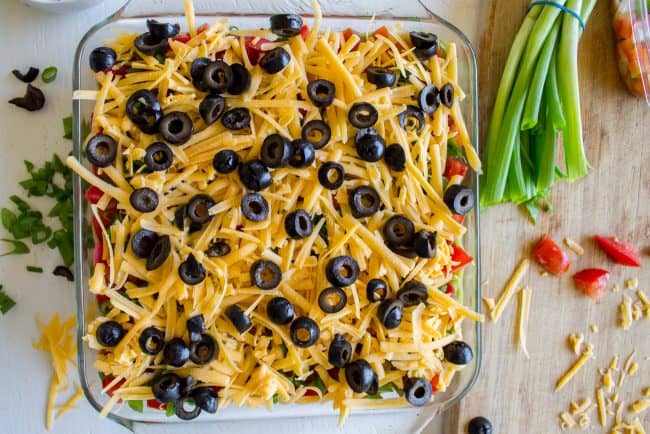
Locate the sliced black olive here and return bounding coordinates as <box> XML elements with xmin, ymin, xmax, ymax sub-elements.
<box><xmin>89</xmin><ymin>47</ymin><xmax>117</xmax><ymax>72</ymax></box>
<box><xmin>404</xmin><ymin>377</ymin><xmax>432</xmax><ymax>407</ymax></box>
<box><xmin>348</xmin><ymin>186</ymin><xmax>380</xmax><ymax>218</ymax></box>
<box><xmin>227</xmin><ymin>63</ymin><xmax>251</xmax><ymax>95</ymax></box>
<box><xmin>443</xmin><ymin>184</ymin><xmax>475</xmax><ymax>215</ymax></box>
<box><xmin>345</xmin><ymin>359</ymin><xmax>375</xmax><ymax>393</ymax></box>
<box><xmin>348</xmin><ymin>102</ymin><xmax>378</xmax><ymax>128</ymax></box>
<box><xmin>152</xmin><ymin>373</ymin><xmax>182</xmax><ymax>403</ymax></box>
<box><xmin>159</xmin><ymin>111</ymin><xmax>194</xmax><ymax>145</ymax></box>
<box><xmin>284</xmin><ymin>209</ymin><xmax>313</xmax><ymax>239</ymax></box>
<box><xmin>221</xmin><ymin>107</ymin><xmax>251</xmax><ymax>130</ymax></box>
<box><xmin>180</xmin><ymin>375</ymin><xmax>194</xmax><ymax>397</ymax></box>
<box><xmin>239</xmin><ymin>160</ymin><xmax>272</xmax><ymax>191</ymax></box>
<box><xmin>267</xmin><ymin>297</ymin><xmax>295</xmax><ymax>325</ymax></box>
<box><xmin>260</xmin><ymin>134</ymin><xmax>293</xmax><ymax>168</ymax></box>
<box><xmin>53</xmin><ymin>266</ymin><xmax>74</xmax><ymax>282</ymax></box>
<box><xmin>191</xmin><ymin>387</ymin><xmax>219</xmax><ymax>413</ymax></box>
<box><xmin>96</xmin><ymin>321</ymin><xmax>124</xmax><ymax>347</ymax></box>
<box><xmin>398</xmin><ymin>105</ymin><xmax>425</xmax><ymax>134</ymax></box>
<box><xmin>387</xmin><ymin>242</ymin><xmax>417</xmax><ymax>259</ymax></box>
<box><xmin>355</xmin><ymin>130</ymin><xmax>385</xmax><ymax>162</ymax></box>
<box><xmin>130</xmin><ymin>188</ymin><xmax>159</xmax><ymax>213</ymax></box>
<box><xmin>146</xmin><ymin>19</ymin><xmax>180</xmax><ymax>39</ymax></box>
<box><xmin>179</xmin><ymin>254</ymin><xmax>206</xmax><ymax>285</ymax></box>
<box><xmin>138</xmin><ymin>326</ymin><xmax>165</xmax><ymax>355</ymax></box>
<box><xmin>418</xmin><ymin>84</ymin><xmax>440</xmax><ymax>114</ymax></box>
<box><xmin>241</xmin><ymin>192</ymin><xmax>269</xmax><ymax>222</ymax></box>
<box><xmin>212</xmin><ymin>149</ymin><xmax>239</xmax><ymax>174</ymax></box>
<box><xmin>163</xmin><ymin>337</ymin><xmax>191</xmax><ymax>367</ymax></box>
<box><xmin>326</xmin><ymin>256</ymin><xmax>359</xmax><ymax>287</ymax></box>
<box><xmin>250</xmin><ymin>259</ymin><xmax>282</xmax><ymax>290</ymax></box>
<box><xmin>126</xmin><ymin>89</ymin><xmax>162</xmax><ymax>134</ymax></box>
<box><xmin>147</xmin><ymin>235</ymin><xmax>171</xmax><ymax>270</ymax></box>
<box><xmin>382</xmin><ymin>214</ymin><xmax>414</xmax><ymax>247</ymax></box>
<box><xmin>225</xmin><ymin>304</ymin><xmax>252</xmax><ymax>334</ymax></box>
<box><xmin>289</xmin><ymin>139</ymin><xmax>315</xmax><ymax>168</ymax></box>
<box><xmin>190</xmin><ymin>333</ymin><xmax>218</xmax><ymax>365</ymax></box>
<box><xmin>440</xmin><ymin>83</ymin><xmax>455</xmax><ymax>108</ymax></box>
<box><xmin>290</xmin><ymin>317</ymin><xmax>320</xmax><ymax>348</ymax></box>
<box><xmin>199</xmin><ymin>95</ymin><xmax>226</xmax><ymax>125</ymax></box>
<box><xmin>366</xmin><ymin>279</ymin><xmax>388</xmax><ymax>302</ymax></box>
<box><xmin>144</xmin><ymin>142</ymin><xmax>173</xmax><ymax>171</ymax></box>
<box><xmin>367</xmin><ymin>372</ymin><xmax>379</xmax><ymax>396</ymax></box>
<box><xmin>415</xmin><ymin>44</ymin><xmax>439</xmax><ymax>60</ymax></box>
<box><xmin>413</xmin><ymin>230</ymin><xmax>437</xmax><ymax>259</ymax></box>
<box><xmin>318</xmin><ymin>162</ymin><xmax>344</xmax><ymax>190</ymax></box>
<box><xmin>365</xmin><ymin>66</ymin><xmax>396</xmax><ymax>88</ymax></box>
<box><xmin>205</xmin><ymin>241</ymin><xmax>230</xmax><ymax>258</ymax></box>
<box><xmin>86</xmin><ymin>134</ymin><xmax>117</xmax><ymax>167</ymax></box>
<box><xmin>203</xmin><ymin>60</ymin><xmax>233</xmax><ymax>94</ymax></box>
<box><xmin>186</xmin><ymin>314</ymin><xmax>206</xmax><ymax>343</ymax></box>
<box><xmin>307</xmin><ymin>79</ymin><xmax>335</xmax><ymax>108</ymax></box>
<box><xmin>260</xmin><ymin>47</ymin><xmax>291</xmax><ymax>74</ymax></box>
<box><xmin>397</xmin><ymin>280</ymin><xmax>428</xmax><ymax>307</ymax></box>
<box><xmin>301</xmin><ymin>119</ymin><xmax>331</xmax><ymax>149</ymax></box>
<box><xmin>186</xmin><ymin>194</ymin><xmax>215</xmax><ymax>225</ymax></box>
<box><xmin>468</xmin><ymin>416</ymin><xmax>493</xmax><ymax>434</ymax></box>
<box><xmin>443</xmin><ymin>340</ymin><xmax>474</xmax><ymax>365</ymax></box>
<box><xmin>270</xmin><ymin>14</ymin><xmax>303</xmax><ymax>37</ymax></box>
<box><xmin>318</xmin><ymin>287</ymin><xmax>347</xmax><ymax>314</ymax></box>
<box><xmin>328</xmin><ymin>334</ymin><xmax>352</xmax><ymax>368</ymax></box>
<box><xmin>384</xmin><ymin>143</ymin><xmax>406</xmax><ymax>172</ymax></box>
<box><xmin>410</xmin><ymin>31</ymin><xmax>438</xmax><ymax>49</ymax></box>
<box><xmin>174</xmin><ymin>396</ymin><xmax>201</xmax><ymax>420</ymax></box>
<box><xmin>9</xmin><ymin>84</ymin><xmax>45</xmax><ymax>112</ymax></box>
<box><xmin>135</xmin><ymin>32</ymin><xmax>169</xmax><ymax>56</ymax></box>
<box><xmin>190</xmin><ymin>57</ymin><xmax>211</xmax><ymax>91</ymax></box>
<box><xmin>12</xmin><ymin>66</ymin><xmax>39</xmax><ymax>83</ymax></box>
<box><xmin>377</xmin><ymin>298</ymin><xmax>403</xmax><ymax>329</ymax></box>
<box><xmin>131</xmin><ymin>229</ymin><xmax>159</xmax><ymax>258</ymax></box>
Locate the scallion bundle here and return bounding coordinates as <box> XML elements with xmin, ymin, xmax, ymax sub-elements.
<box><xmin>480</xmin><ymin>0</ymin><xmax>597</xmax><ymax>221</ymax></box>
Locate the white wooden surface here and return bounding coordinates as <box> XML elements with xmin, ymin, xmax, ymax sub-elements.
<box><xmin>0</xmin><ymin>1</ymin><xmax>480</xmax><ymax>433</ymax></box>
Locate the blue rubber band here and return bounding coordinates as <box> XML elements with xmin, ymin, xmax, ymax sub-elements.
<box><xmin>527</xmin><ymin>0</ymin><xmax>585</xmax><ymax>30</ymax></box>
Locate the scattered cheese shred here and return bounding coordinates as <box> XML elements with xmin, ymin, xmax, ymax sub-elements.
<box><xmin>619</xmin><ymin>294</ymin><xmax>633</xmax><ymax>330</ymax></box>
<box><xmin>560</xmin><ymin>411</ymin><xmax>576</xmax><ymax>429</ymax></box>
<box><xmin>597</xmin><ymin>387</ymin><xmax>607</xmax><ymax>427</ymax></box>
<box><xmin>56</xmin><ymin>386</ymin><xmax>84</xmax><ymax>419</ymax></box>
<box><xmin>516</xmin><ymin>287</ymin><xmax>532</xmax><ymax>358</ymax></box>
<box><xmin>555</xmin><ymin>343</ymin><xmax>594</xmax><ymax>392</ymax></box>
<box><xmin>590</xmin><ymin>324</ymin><xmax>598</xmax><ymax>334</ymax></box>
<box><xmin>629</xmin><ymin>399</ymin><xmax>649</xmax><ymax>414</ymax></box>
<box><xmin>563</xmin><ymin>237</ymin><xmax>584</xmax><ymax>255</ymax></box>
<box><xmin>570</xmin><ymin>397</ymin><xmax>592</xmax><ymax>415</ymax></box>
<box><xmin>625</xmin><ymin>278</ymin><xmax>639</xmax><ymax>290</ymax></box>
<box><xmin>491</xmin><ymin>259</ymin><xmax>529</xmax><ymax>322</ymax></box>
<box><xmin>568</xmin><ymin>332</ymin><xmax>584</xmax><ymax>356</ymax></box>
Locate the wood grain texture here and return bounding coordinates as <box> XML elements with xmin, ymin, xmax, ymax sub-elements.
<box><xmin>450</xmin><ymin>0</ymin><xmax>650</xmax><ymax>432</ymax></box>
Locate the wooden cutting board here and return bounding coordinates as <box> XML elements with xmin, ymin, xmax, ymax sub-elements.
<box><xmin>443</xmin><ymin>0</ymin><xmax>650</xmax><ymax>432</ymax></box>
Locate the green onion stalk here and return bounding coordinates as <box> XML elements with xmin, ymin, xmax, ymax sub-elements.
<box><xmin>480</xmin><ymin>0</ymin><xmax>597</xmax><ymax>222</ymax></box>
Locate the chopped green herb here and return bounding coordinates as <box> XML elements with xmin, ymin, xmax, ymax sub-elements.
<box><xmin>311</xmin><ymin>375</ymin><xmax>327</xmax><ymax>394</ymax></box>
<box><xmin>63</xmin><ymin>116</ymin><xmax>73</xmax><ymax>140</ymax></box>
<box><xmin>447</xmin><ymin>138</ymin><xmax>466</xmax><ymax>161</ymax></box>
<box><xmin>127</xmin><ymin>400</ymin><xmax>144</xmax><ymax>413</ymax></box>
<box><xmin>26</xmin><ymin>266</ymin><xmax>43</xmax><ymax>273</ymax></box>
<box><xmin>42</xmin><ymin>66</ymin><xmax>58</xmax><ymax>83</ymax></box>
<box><xmin>272</xmin><ymin>393</ymin><xmax>279</xmax><ymax>404</ymax></box>
<box><xmin>155</xmin><ymin>54</ymin><xmax>166</xmax><ymax>64</ymax></box>
<box><xmin>165</xmin><ymin>401</ymin><xmax>175</xmax><ymax>417</ymax></box>
<box><xmin>99</xmin><ymin>300</ymin><xmax>111</xmax><ymax>315</ymax></box>
<box><xmin>1</xmin><ymin>239</ymin><xmax>30</xmax><ymax>256</ymax></box>
<box><xmin>98</xmin><ymin>371</ymin><xmax>107</xmax><ymax>380</ymax></box>
<box><xmin>377</xmin><ymin>382</ymin><xmax>400</xmax><ymax>394</ymax></box>
<box><xmin>0</xmin><ymin>286</ymin><xmax>16</xmax><ymax>314</ymax></box>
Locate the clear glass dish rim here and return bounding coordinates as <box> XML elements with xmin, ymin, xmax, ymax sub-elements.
<box><xmin>71</xmin><ymin>1</ymin><xmax>482</xmax><ymax>430</ymax></box>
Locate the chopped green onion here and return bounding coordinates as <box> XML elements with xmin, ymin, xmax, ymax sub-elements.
<box><xmin>42</xmin><ymin>66</ymin><xmax>58</xmax><ymax>83</ymax></box>
<box><xmin>165</xmin><ymin>401</ymin><xmax>175</xmax><ymax>417</ymax></box>
<box><xmin>26</xmin><ymin>266</ymin><xmax>43</xmax><ymax>273</ymax></box>
<box><xmin>272</xmin><ymin>393</ymin><xmax>279</xmax><ymax>404</ymax></box>
<box><xmin>155</xmin><ymin>54</ymin><xmax>166</xmax><ymax>64</ymax></box>
<box><xmin>127</xmin><ymin>400</ymin><xmax>144</xmax><ymax>413</ymax></box>
<box><xmin>1</xmin><ymin>239</ymin><xmax>29</xmax><ymax>256</ymax></box>
<box><xmin>63</xmin><ymin>116</ymin><xmax>73</xmax><ymax>140</ymax></box>
<box><xmin>0</xmin><ymin>286</ymin><xmax>16</xmax><ymax>314</ymax></box>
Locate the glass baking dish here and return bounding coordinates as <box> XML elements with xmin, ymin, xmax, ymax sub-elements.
<box><xmin>71</xmin><ymin>0</ymin><xmax>481</xmax><ymax>431</ymax></box>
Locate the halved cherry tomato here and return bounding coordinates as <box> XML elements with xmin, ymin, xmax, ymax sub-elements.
<box><xmin>101</xmin><ymin>376</ymin><xmax>125</xmax><ymax>397</ymax></box>
<box><xmin>444</xmin><ymin>157</ymin><xmax>468</xmax><ymax>179</ymax></box>
<box><xmin>532</xmin><ymin>234</ymin><xmax>570</xmax><ymax>275</ymax></box>
<box><xmin>244</xmin><ymin>36</ymin><xmax>271</xmax><ymax>65</ymax></box>
<box><xmin>373</xmin><ymin>26</ymin><xmax>390</xmax><ymax>39</ymax></box>
<box><xmin>452</xmin><ymin>214</ymin><xmax>465</xmax><ymax>224</ymax></box>
<box><xmin>594</xmin><ymin>235</ymin><xmax>641</xmax><ymax>267</ymax></box>
<box><xmin>300</xmin><ymin>24</ymin><xmax>310</xmax><ymax>41</ymax></box>
<box><xmin>85</xmin><ymin>186</ymin><xmax>104</xmax><ymax>204</ymax></box>
<box><xmin>430</xmin><ymin>373</ymin><xmax>440</xmax><ymax>394</ymax></box>
<box><xmin>328</xmin><ymin>367</ymin><xmax>340</xmax><ymax>380</ymax></box>
<box><xmin>172</xmin><ymin>23</ymin><xmax>209</xmax><ymax>44</ymax></box>
<box><xmin>304</xmin><ymin>389</ymin><xmax>319</xmax><ymax>397</ymax></box>
<box><xmin>450</xmin><ymin>243</ymin><xmax>473</xmax><ymax>272</ymax></box>
<box><xmin>147</xmin><ymin>399</ymin><xmax>166</xmax><ymax>410</ymax></box>
<box><xmin>573</xmin><ymin>268</ymin><xmax>610</xmax><ymax>301</ymax></box>
<box><xmin>445</xmin><ymin>283</ymin><xmax>455</xmax><ymax>295</ymax></box>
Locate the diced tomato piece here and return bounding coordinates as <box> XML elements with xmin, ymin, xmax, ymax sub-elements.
<box><xmin>532</xmin><ymin>234</ymin><xmax>571</xmax><ymax>275</ymax></box>
<box><xmin>101</xmin><ymin>376</ymin><xmax>125</xmax><ymax>397</ymax></box>
<box><xmin>594</xmin><ymin>235</ymin><xmax>641</xmax><ymax>267</ymax></box>
<box><xmin>444</xmin><ymin>157</ymin><xmax>468</xmax><ymax>179</ymax></box>
<box><xmin>173</xmin><ymin>32</ymin><xmax>191</xmax><ymax>44</ymax></box>
<box><xmin>300</xmin><ymin>24</ymin><xmax>310</xmax><ymax>41</ymax></box>
<box><xmin>244</xmin><ymin>36</ymin><xmax>271</xmax><ymax>65</ymax></box>
<box><xmin>450</xmin><ymin>243</ymin><xmax>473</xmax><ymax>272</ymax></box>
<box><xmin>573</xmin><ymin>268</ymin><xmax>610</xmax><ymax>301</ymax></box>
<box><xmin>304</xmin><ymin>389</ymin><xmax>319</xmax><ymax>397</ymax></box>
<box><xmin>445</xmin><ymin>283</ymin><xmax>455</xmax><ymax>295</ymax></box>
<box><xmin>373</xmin><ymin>25</ymin><xmax>390</xmax><ymax>39</ymax></box>
<box><xmin>96</xmin><ymin>294</ymin><xmax>109</xmax><ymax>305</ymax></box>
<box><xmin>343</xmin><ymin>28</ymin><xmax>356</xmax><ymax>41</ymax></box>
<box><xmin>98</xmin><ymin>199</ymin><xmax>118</xmax><ymax>227</ymax></box>
<box><xmin>146</xmin><ymin>399</ymin><xmax>166</xmax><ymax>410</ymax></box>
<box><xmin>430</xmin><ymin>373</ymin><xmax>440</xmax><ymax>393</ymax></box>
<box><xmin>328</xmin><ymin>367</ymin><xmax>340</xmax><ymax>380</ymax></box>
<box><xmin>452</xmin><ymin>214</ymin><xmax>465</xmax><ymax>224</ymax></box>
<box><xmin>85</xmin><ymin>186</ymin><xmax>104</xmax><ymax>204</ymax></box>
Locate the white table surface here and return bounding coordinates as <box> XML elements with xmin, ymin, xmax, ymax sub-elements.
<box><xmin>0</xmin><ymin>1</ymin><xmax>479</xmax><ymax>433</ymax></box>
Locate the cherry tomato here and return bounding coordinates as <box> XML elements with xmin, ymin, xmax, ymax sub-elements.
<box><xmin>594</xmin><ymin>235</ymin><xmax>641</xmax><ymax>267</ymax></box>
<box><xmin>444</xmin><ymin>157</ymin><xmax>468</xmax><ymax>179</ymax></box>
<box><xmin>452</xmin><ymin>214</ymin><xmax>465</xmax><ymax>224</ymax></box>
<box><xmin>244</xmin><ymin>36</ymin><xmax>270</xmax><ymax>65</ymax></box>
<box><xmin>172</xmin><ymin>23</ymin><xmax>208</xmax><ymax>44</ymax></box>
<box><xmin>430</xmin><ymin>373</ymin><xmax>440</xmax><ymax>394</ymax></box>
<box><xmin>96</xmin><ymin>294</ymin><xmax>109</xmax><ymax>305</ymax></box>
<box><xmin>445</xmin><ymin>283</ymin><xmax>455</xmax><ymax>295</ymax></box>
<box><xmin>573</xmin><ymin>268</ymin><xmax>610</xmax><ymax>301</ymax></box>
<box><xmin>532</xmin><ymin>234</ymin><xmax>570</xmax><ymax>275</ymax></box>
<box><xmin>450</xmin><ymin>243</ymin><xmax>473</xmax><ymax>272</ymax></box>
<box><xmin>300</xmin><ymin>24</ymin><xmax>310</xmax><ymax>41</ymax></box>
<box><xmin>373</xmin><ymin>26</ymin><xmax>390</xmax><ymax>39</ymax></box>
<box><xmin>85</xmin><ymin>186</ymin><xmax>104</xmax><ymax>204</ymax></box>
<box><xmin>101</xmin><ymin>376</ymin><xmax>125</xmax><ymax>397</ymax></box>
<box><xmin>146</xmin><ymin>399</ymin><xmax>166</xmax><ymax>410</ymax></box>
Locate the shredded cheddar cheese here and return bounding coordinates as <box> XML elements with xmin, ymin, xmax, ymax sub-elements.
<box><xmin>516</xmin><ymin>287</ymin><xmax>531</xmax><ymax>358</ymax></box>
<box><xmin>555</xmin><ymin>343</ymin><xmax>594</xmax><ymax>392</ymax></box>
<box><xmin>490</xmin><ymin>259</ymin><xmax>529</xmax><ymax>322</ymax></box>
<box><xmin>563</xmin><ymin>237</ymin><xmax>584</xmax><ymax>255</ymax></box>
